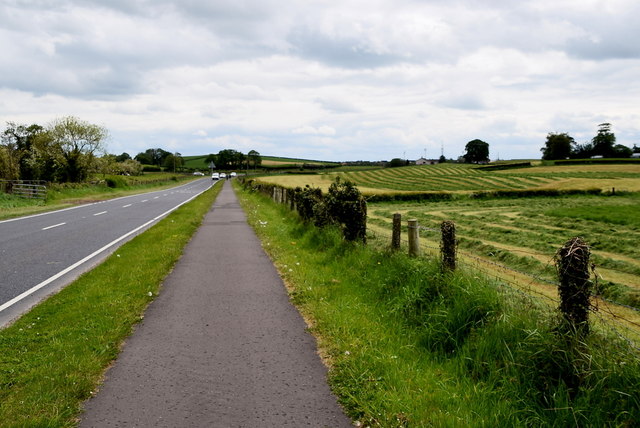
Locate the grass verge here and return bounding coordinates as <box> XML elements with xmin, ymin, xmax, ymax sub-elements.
<box><xmin>235</xmin><ymin>181</ymin><xmax>640</xmax><ymax>427</ymax></box>
<box><xmin>0</xmin><ymin>181</ymin><xmax>222</xmax><ymax>427</ymax></box>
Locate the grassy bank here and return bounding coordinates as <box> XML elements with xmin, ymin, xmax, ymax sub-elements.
<box><xmin>0</xmin><ymin>173</ymin><xmax>199</xmax><ymax>220</ymax></box>
<box><xmin>0</xmin><ymin>181</ymin><xmax>222</xmax><ymax>427</ymax></box>
<box><xmin>235</xmin><ymin>182</ymin><xmax>640</xmax><ymax>427</ymax></box>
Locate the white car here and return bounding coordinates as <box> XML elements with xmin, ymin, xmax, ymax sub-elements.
<box><xmin>193</xmin><ymin>171</ymin><xmax>204</xmax><ymax>176</ymax></box>
<box><xmin>229</xmin><ymin>172</ymin><xmax>237</xmax><ymax>177</ymax></box>
<box><xmin>220</xmin><ymin>172</ymin><xmax>227</xmax><ymax>179</ymax></box>
<box><xmin>211</xmin><ymin>173</ymin><xmax>220</xmax><ymax>180</ymax></box>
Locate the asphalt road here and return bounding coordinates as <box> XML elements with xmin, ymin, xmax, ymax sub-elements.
<box><xmin>79</xmin><ymin>181</ymin><xmax>352</xmax><ymax>427</ymax></box>
<box><xmin>0</xmin><ymin>177</ymin><xmax>213</xmax><ymax>326</ymax></box>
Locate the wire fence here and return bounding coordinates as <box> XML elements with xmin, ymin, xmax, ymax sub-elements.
<box><xmin>373</xmin><ymin>219</ymin><xmax>640</xmax><ymax>353</ymax></box>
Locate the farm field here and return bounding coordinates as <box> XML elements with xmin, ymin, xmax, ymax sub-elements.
<box><xmin>258</xmin><ymin>162</ymin><xmax>640</xmax><ymax>194</ymax></box>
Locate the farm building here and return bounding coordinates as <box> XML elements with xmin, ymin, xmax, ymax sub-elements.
<box><xmin>415</xmin><ymin>157</ymin><xmax>439</xmax><ymax>165</ymax></box>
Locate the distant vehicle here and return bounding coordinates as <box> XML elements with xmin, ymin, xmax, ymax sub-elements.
<box><xmin>193</xmin><ymin>171</ymin><xmax>204</xmax><ymax>176</ymax></box>
<box><xmin>229</xmin><ymin>172</ymin><xmax>237</xmax><ymax>177</ymax></box>
<box><xmin>220</xmin><ymin>172</ymin><xmax>227</xmax><ymax>179</ymax></box>
<box><xmin>211</xmin><ymin>173</ymin><xmax>220</xmax><ymax>180</ymax></box>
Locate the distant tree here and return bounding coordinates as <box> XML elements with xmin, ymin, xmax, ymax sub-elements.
<box><xmin>541</xmin><ymin>132</ymin><xmax>575</xmax><ymax>160</ymax></box>
<box><xmin>438</xmin><ymin>155</ymin><xmax>446</xmax><ymax>163</ymax></box>
<box><xmin>612</xmin><ymin>144</ymin><xmax>632</xmax><ymax>158</ymax></box>
<box><xmin>247</xmin><ymin>150</ymin><xmax>262</xmax><ymax>169</ymax></box>
<box><xmin>216</xmin><ymin>149</ymin><xmax>245</xmax><ymax>169</ymax></box>
<box><xmin>633</xmin><ymin>144</ymin><xmax>640</xmax><ymax>154</ymax></box>
<box><xmin>44</xmin><ymin>116</ymin><xmax>108</xmax><ymax>182</ymax></box>
<box><xmin>163</xmin><ymin>152</ymin><xmax>184</xmax><ymax>172</ymax></box>
<box><xmin>464</xmin><ymin>139</ymin><xmax>489</xmax><ymax>163</ymax></box>
<box><xmin>115</xmin><ymin>152</ymin><xmax>131</xmax><ymax>162</ymax></box>
<box><xmin>1</xmin><ymin>122</ymin><xmax>45</xmax><ymax>180</ymax></box>
<box><xmin>205</xmin><ymin>153</ymin><xmax>217</xmax><ymax>169</ymax></box>
<box><xmin>592</xmin><ymin>123</ymin><xmax>616</xmax><ymax>157</ymax></box>
<box><xmin>571</xmin><ymin>142</ymin><xmax>593</xmax><ymax>159</ymax></box>
<box><xmin>387</xmin><ymin>158</ymin><xmax>406</xmax><ymax>168</ymax></box>
<box><xmin>134</xmin><ymin>152</ymin><xmax>153</xmax><ymax>165</ymax></box>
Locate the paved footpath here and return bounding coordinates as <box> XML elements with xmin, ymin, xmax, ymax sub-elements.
<box><xmin>80</xmin><ymin>181</ymin><xmax>352</xmax><ymax>427</ymax></box>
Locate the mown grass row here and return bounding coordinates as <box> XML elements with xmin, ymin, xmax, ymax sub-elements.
<box><xmin>0</xmin><ymin>181</ymin><xmax>222</xmax><ymax>427</ymax></box>
<box><xmin>236</xmin><ymin>182</ymin><xmax>640</xmax><ymax>427</ymax></box>
<box><xmin>369</xmin><ymin>193</ymin><xmax>640</xmax><ymax>309</ymax></box>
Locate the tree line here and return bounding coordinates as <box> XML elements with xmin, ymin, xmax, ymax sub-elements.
<box><xmin>541</xmin><ymin>123</ymin><xmax>638</xmax><ymax>160</ymax></box>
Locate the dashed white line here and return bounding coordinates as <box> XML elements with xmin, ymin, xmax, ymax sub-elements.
<box><xmin>141</xmin><ymin>199</ymin><xmax>148</xmax><ymax>202</ymax></box>
<box><xmin>154</xmin><ymin>196</ymin><xmax>159</xmax><ymax>199</ymax></box>
<box><xmin>94</xmin><ymin>211</ymin><xmax>107</xmax><ymax>216</ymax></box>
<box><xmin>42</xmin><ymin>222</ymin><xmax>66</xmax><ymax>231</ymax></box>
<box><xmin>122</xmin><ymin>204</ymin><xmax>132</xmax><ymax>208</ymax></box>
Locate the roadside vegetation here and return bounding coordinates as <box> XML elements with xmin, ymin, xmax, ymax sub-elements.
<box><xmin>0</xmin><ymin>181</ymin><xmax>222</xmax><ymax>427</ymax></box>
<box><xmin>235</xmin><ymin>181</ymin><xmax>640</xmax><ymax>426</ymax></box>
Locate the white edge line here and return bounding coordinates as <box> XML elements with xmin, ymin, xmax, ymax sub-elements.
<box><xmin>0</xmin><ymin>177</ymin><xmax>209</xmax><ymax>225</ymax></box>
<box><xmin>0</xmin><ymin>182</ymin><xmax>213</xmax><ymax>314</ymax></box>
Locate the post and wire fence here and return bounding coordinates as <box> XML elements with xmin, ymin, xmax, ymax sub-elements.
<box><xmin>384</xmin><ymin>213</ymin><xmax>640</xmax><ymax>352</ymax></box>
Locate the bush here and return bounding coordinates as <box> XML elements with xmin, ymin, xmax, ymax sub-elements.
<box><xmin>104</xmin><ymin>176</ymin><xmax>128</xmax><ymax>188</ymax></box>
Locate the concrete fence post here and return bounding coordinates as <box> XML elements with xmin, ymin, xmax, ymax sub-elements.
<box><xmin>408</xmin><ymin>219</ymin><xmax>420</xmax><ymax>257</ymax></box>
<box><xmin>441</xmin><ymin>220</ymin><xmax>456</xmax><ymax>271</ymax></box>
<box><xmin>556</xmin><ymin>237</ymin><xmax>592</xmax><ymax>337</ymax></box>
<box><xmin>391</xmin><ymin>213</ymin><xmax>401</xmax><ymax>250</ymax></box>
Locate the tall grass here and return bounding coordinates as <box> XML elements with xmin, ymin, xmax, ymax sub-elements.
<box><xmin>237</xmin><ymin>182</ymin><xmax>640</xmax><ymax>426</ymax></box>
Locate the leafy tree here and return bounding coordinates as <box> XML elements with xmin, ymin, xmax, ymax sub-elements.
<box><xmin>592</xmin><ymin>123</ymin><xmax>616</xmax><ymax>157</ymax></box>
<box><xmin>144</xmin><ymin>148</ymin><xmax>171</xmax><ymax>166</ymax></box>
<box><xmin>163</xmin><ymin>152</ymin><xmax>184</xmax><ymax>172</ymax></box>
<box><xmin>115</xmin><ymin>152</ymin><xmax>131</xmax><ymax>162</ymax></box>
<box><xmin>1</xmin><ymin>122</ymin><xmax>45</xmax><ymax>180</ymax></box>
<box><xmin>387</xmin><ymin>158</ymin><xmax>406</xmax><ymax>168</ymax></box>
<box><xmin>541</xmin><ymin>132</ymin><xmax>575</xmax><ymax>160</ymax></box>
<box><xmin>134</xmin><ymin>152</ymin><xmax>153</xmax><ymax>165</ymax></box>
<box><xmin>571</xmin><ymin>142</ymin><xmax>593</xmax><ymax>159</ymax></box>
<box><xmin>633</xmin><ymin>144</ymin><xmax>640</xmax><ymax>154</ymax></box>
<box><xmin>0</xmin><ymin>144</ymin><xmax>20</xmax><ymax>180</ymax></box>
<box><xmin>205</xmin><ymin>153</ymin><xmax>217</xmax><ymax>169</ymax></box>
<box><xmin>247</xmin><ymin>150</ymin><xmax>262</xmax><ymax>169</ymax></box>
<box><xmin>612</xmin><ymin>144</ymin><xmax>632</xmax><ymax>158</ymax></box>
<box><xmin>216</xmin><ymin>149</ymin><xmax>245</xmax><ymax>169</ymax></box>
<box><xmin>439</xmin><ymin>155</ymin><xmax>446</xmax><ymax>163</ymax></box>
<box><xmin>464</xmin><ymin>139</ymin><xmax>489</xmax><ymax>163</ymax></box>
<box><xmin>44</xmin><ymin>116</ymin><xmax>108</xmax><ymax>182</ymax></box>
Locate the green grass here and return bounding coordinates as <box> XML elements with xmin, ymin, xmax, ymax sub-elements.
<box><xmin>0</xmin><ymin>181</ymin><xmax>222</xmax><ymax>427</ymax></box>
<box><xmin>368</xmin><ymin>192</ymin><xmax>640</xmax><ymax>309</ymax></box>
<box><xmin>235</xmin><ymin>182</ymin><xmax>640</xmax><ymax>426</ymax></box>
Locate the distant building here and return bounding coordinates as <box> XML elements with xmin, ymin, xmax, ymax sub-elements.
<box><xmin>631</xmin><ymin>153</ymin><xmax>640</xmax><ymax>158</ymax></box>
<box><xmin>415</xmin><ymin>157</ymin><xmax>439</xmax><ymax>165</ymax></box>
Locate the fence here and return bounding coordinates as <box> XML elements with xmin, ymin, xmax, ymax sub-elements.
<box><xmin>242</xmin><ymin>178</ymin><xmax>640</xmax><ymax>351</ymax></box>
<box><xmin>0</xmin><ymin>180</ymin><xmax>47</xmax><ymax>200</ymax></box>
<box><xmin>385</xmin><ymin>214</ymin><xmax>640</xmax><ymax>352</ymax></box>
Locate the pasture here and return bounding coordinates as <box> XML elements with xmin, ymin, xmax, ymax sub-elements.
<box><xmin>259</xmin><ymin>162</ymin><xmax>640</xmax><ymax>193</ymax></box>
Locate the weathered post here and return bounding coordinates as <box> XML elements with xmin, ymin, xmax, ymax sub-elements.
<box><xmin>391</xmin><ymin>213</ymin><xmax>401</xmax><ymax>250</ymax></box>
<box><xmin>556</xmin><ymin>237</ymin><xmax>592</xmax><ymax>337</ymax></box>
<box><xmin>408</xmin><ymin>219</ymin><xmax>420</xmax><ymax>257</ymax></box>
<box><xmin>441</xmin><ymin>220</ymin><xmax>456</xmax><ymax>271</ymax></box>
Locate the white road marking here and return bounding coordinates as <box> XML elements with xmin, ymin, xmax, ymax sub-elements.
<box><xmin>141</xmin><ymin>199</ymin><xmax>148</xmax><ymax>202</ymax></box>
<box><xmin>122</xmin><ymin>204</ymin><xmax>132</xmax><ymax>208</ymax></box>
<box><xmin>94</xmin><ymin>211</ymin><xmax>107</xmax><ymax>216</ymax></box>
<box><xmin>154</xmin><ymin>196</ymin><xmax>159</xmax><ymax>199</ymax></box>
<box><xmin>0</xmin><ymin>182</ymin><xmax>213</xmax><ymax>315</ymax></box>
<box><xmin>42</xmin><ymin>222</ymin><xmax>66</xmax><ymax>231</ymax></box>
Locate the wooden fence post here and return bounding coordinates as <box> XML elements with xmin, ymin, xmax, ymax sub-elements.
<box><xmin>556</xmin><ymin>237</ymin><xmax>592</xmax><ymax>337</ymax></box>
<box><xmin>408</xmin><ymin>219</ymin><xmax>420</xmax><ymax>257</ymax></box>
<box><xmin>391</xmin><ymin>213</ymin><xmax>401</xmax><ymax>250</ymax></box>
<box><xmin>441</xmin><ymin>220</ymin><xmax>456</xmax><ymax>271</ymax></box>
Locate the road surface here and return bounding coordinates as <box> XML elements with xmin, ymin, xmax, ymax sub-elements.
<box><xmin>0</xmin><ymin>177</ymin><xmax>213</xmax><ymax>326</ymax></box>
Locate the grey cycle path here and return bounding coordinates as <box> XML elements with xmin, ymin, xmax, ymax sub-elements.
<box><xmin>80</xmin><ymin>181</ymin><xmax>352</xmax><ymax>427</ymax></box>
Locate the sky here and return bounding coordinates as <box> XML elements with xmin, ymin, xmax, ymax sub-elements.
<box><xmin>1</xmin><ymin>0</ymin><xmax>639</xmax><ymax>162</ymax></box>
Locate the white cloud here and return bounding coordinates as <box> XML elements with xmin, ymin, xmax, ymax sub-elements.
<box><xmin>0</xmin><ymin>0</ymin><xmax>639</xmax><ymax>160</ymax></box>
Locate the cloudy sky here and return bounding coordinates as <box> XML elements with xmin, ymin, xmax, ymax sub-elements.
<box><xmin>1</xmin><ymin>0</ymin><xmax>639</xmax><ymax>161</ymax></box>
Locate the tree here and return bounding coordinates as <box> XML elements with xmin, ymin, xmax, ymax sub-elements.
<box><xmin>115</xmin><ymin>152</ymin><xmax>131</xmax><ymax>162</ymax></box>
<box><xmin>438</xmin><ymin>155</ymin><xmax>446</xmax><ymax>163</ymax></box>
<box><xmin>541</xmin><ymin>132</ymin><xmax>575</xmax><ymax>160</ymax></box>
<box><xmin>386</xmin><ymin>158</ymin><xmax>406</xmax><ymax>168</ymax></box>
<box><xmin>216</xmin><ymin>149</ymin><xmax>245</xmax><ymax>169</ymax></box>
<box><xmin>633</xmin><ymin>144</ymin><xmax>640</xmax><ymax>154</ymax></box>
<box><xmin>134</xmin><ymin>152</ymin><xmax>153</xmax><ymax>165</ymax></box>
<box><xmin>44</xmin><ymin>116</ymin><xmax>108</xmax><ymax>182</ymax></box>
<box><xmin>591</xmin><ymin>123</ymin><xmax>616</xmax><ymax>158</ymax></box>
<box><xmin>1</xmin><ymin>122</ymin><xmax>45</xmax><ymax>180</ymax></box>
<box><xmin>163</xmin><ymin>152</ymin><xmax>184</xmax><ymax>172</ymax></box>
<box><xmin>247</xmin><ymin>150</ymin><xmax>262</xmax><ymax>169</ymax></box>
<box><xmin>464</xmin><ymin>139</ymin><xmax>489</xmax><ymax>163</ymax></box>
<box><xmin>612</xmin><ymin>144</ymin><xmax>632</xmax><ymax>158</ymax></box>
